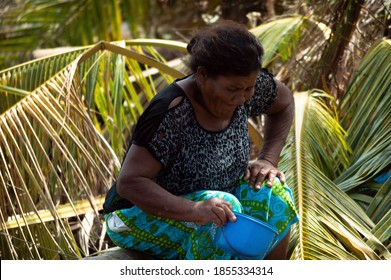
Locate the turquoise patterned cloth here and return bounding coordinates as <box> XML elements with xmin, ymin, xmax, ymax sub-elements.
<box><xmin>105</xmin><ymin>178</ymin><xmax>299</xmax><ymax>260</ymax></box>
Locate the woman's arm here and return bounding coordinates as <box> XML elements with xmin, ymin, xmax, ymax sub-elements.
<box><xmin>259</xmin><ymin>80</ymin><xmax>294</xmax><ymax>166</ymax></box>
<box><xmin>244</xmin><ymin>80</ymin><xmax>294</xmax><ymax>188</ymax></box>
<box><xmin>116</xmin><ymin>144</ymin><xmax>236</xmax><ymax>226</ymax></box>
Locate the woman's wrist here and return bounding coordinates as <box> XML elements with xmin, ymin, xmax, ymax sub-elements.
<box><xmin>181</xmin><ymin>199</ymin><xmax>201</xmax><ymax>224</ymax></box>
<box><xmin>257</xmin><ymin>154</ymin><xmax>278</xmax><ymax>167</ymax></box>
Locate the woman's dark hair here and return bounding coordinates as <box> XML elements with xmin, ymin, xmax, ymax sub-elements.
<box><xmin>186</xmin><ymin>20</ymin><xmax>264</xmax><ymax>77</ymax></box>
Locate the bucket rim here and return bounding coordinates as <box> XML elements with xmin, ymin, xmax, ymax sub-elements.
<box><xmin>230</xmin><ymin>212</ymin><xmax>279</xmax><ymax>233</ymax></box>
<box><xmin>220</xmin><ymin>214</ymin><xmax>280</xmax><ymax>258</ymax></box>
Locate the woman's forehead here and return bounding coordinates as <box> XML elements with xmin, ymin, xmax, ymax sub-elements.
<box><xmin>218</xmin><ymin>72</ymin><xmax>258</xmax><ymax>86</ymax></box>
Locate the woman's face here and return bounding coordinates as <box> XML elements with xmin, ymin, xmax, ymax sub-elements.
<box><xmin>200</xmin><ymin>70</ymin><xmax>258</xmax><ymax>119</ymax></box>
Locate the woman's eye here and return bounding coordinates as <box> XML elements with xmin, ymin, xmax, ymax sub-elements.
<box><xmin>228</xmin><ymin>87</ymin><xmax>253</xmax><ymax>92</ymax></box>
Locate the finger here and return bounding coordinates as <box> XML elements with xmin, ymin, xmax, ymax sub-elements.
<box><xmin>220</xmin><ymin>200</ymin><xmax>233</xmax><ymax>210</ymax></box>
<box><xmin>243</xmin><ymin>168</ymin><xmax>250</xmax><ymax>180</ymax></box>
<box><xmin>222</xmin><ymin>204</ymin><xmax>236</xmax><ymax>222</ymax></box>
<box><xmin>248</xmin><ymin>167</ymin><xmax>260</xmax><ymax>188</ymax></box>
<box><xmin>247</xmin><ymin>164</ymin><xmax>261</xmax><ymax>185</ymax></box>
<box><xmin>264</xmin><ymin>169</ymin><xmax>278</xmax><ymax>187</ymax></box>
<box><xmin>277</xmin><ymin>171</ymin><xmax>286</xmax><ymax>183</ymax></box>
<box><xmin>254</xmin><ymin>169</ymin><xmax>268</xmax><ymax>190</ymax></box>
<box><xmin>211</xmin><ymin>206</ymin><xmax>226</xmax><ymax>227</ymax></box>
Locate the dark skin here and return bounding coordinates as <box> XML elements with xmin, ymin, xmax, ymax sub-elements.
<box><xmin>116</xmin><ymin>67</ymin><xmax>294</xmax><ymax>259</ymax></box>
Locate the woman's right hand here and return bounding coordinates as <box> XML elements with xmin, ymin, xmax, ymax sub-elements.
<box><xmin>192</xmin><ymin>198</ymin><xmax>236</xmax><ymax>227</ymax></box>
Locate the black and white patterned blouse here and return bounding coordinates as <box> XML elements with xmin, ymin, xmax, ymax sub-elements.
<box><xmin>103</xmin><ymin>69</ymin><xmax>277</xmax><ymax>213</ymax></box>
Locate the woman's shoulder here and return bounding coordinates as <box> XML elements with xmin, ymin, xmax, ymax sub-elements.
<box><xmin>131</xmin><ymin>82</ymin><xmax>189</xmax><ymax>146</ymax></box>
<box><xmin>255</xmin><ymin>68</ymin><xmax>277</xmax><ymax>93</ymax></box>
<box><xmin>147</xmin><ymin>82</ymin><xmax>186</xmax><ymax>109</ymax></box>
<box><xmin>244</xmin><ymin>68</ymin><xmax>278</xmax><ymax>116</ymax></box>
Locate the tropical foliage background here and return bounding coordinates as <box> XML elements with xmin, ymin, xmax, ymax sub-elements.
<box><xmin>0</xmin><ymin>0</ymin><xmax>390</xmax><ymax>260</ymax></box>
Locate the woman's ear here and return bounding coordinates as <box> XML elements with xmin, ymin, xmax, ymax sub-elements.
<box><xmin>196</xmin><ymin>66</ymin><xmax>207</xmax><ymax>80</ymax></box>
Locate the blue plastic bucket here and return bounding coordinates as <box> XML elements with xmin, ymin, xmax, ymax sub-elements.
<box><xmin>213</xmin><ymin>187</ymin><xmax>279</xmax><ymax>259</ymax></box>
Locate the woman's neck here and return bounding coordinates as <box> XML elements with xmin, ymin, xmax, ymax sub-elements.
<box><xmin>177</xmin><ymin>74</ymin><xmax>233</xmax><ymax>131</ymax></box>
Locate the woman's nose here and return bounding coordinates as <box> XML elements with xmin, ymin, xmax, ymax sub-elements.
<box><xmin>233</xmin><ymin>93</ymin><xmax>246</xmax><ymax>105</ymax></box>
<box><xmin>233</xmin><ymin>90</ymin><xmax>252</xmax><ymax>105</ymax></box>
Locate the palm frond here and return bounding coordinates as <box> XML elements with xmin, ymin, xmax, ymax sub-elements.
<box><xmin>0</xmin><ymin>47</ymin><xmax>88</xmax><ymax>113</ymax></box>
<box><xmin>0</xmin><ymin>39</ymin><xmax>187</xmax><ymax>259</ymax></box>
<box><xmin>0</xmin><ymin>0</ymin><xmax>161</xmax><ymax>69</ymax></box>
<box><xmin>366</xmin><ymin>177</ymin><xmax>391</xmax><ymax>223</ymax></box>
<box><xmin>0</xmin><ymin>65</ymin><xmax>118</xmax><ymax>259</ymax></box>
<box><xmin>0</xmin><ymin>14</ymin><xmax>388</xmax><ymax>260</ymax></box>
<box><xmin>75</xmin><ymin>40</ymin><xmax>185</xmax><ymax>158</ymax></box>
<box><xmin>251</xmin><ymin>16</ymin><xmax>331</xmax><ymax>69</ymax></box>
<box><xmin>371</xmin><ymin>207</ymin><xmax>391</xmax><ymax>247</ymax></box>
<box><xmin>335</xmin><ymin>39</ymin><xmax>391</xmax><ymax>191</ymax></box>
<box><xmin>281</xmin><ymin>91</ymin><xmax>389</xmax><ymax>259</ymax></box>
<box><xmin>0</xmin><ymin>0</ymin><xmax>123</xmax><ymax>50</ymax></box>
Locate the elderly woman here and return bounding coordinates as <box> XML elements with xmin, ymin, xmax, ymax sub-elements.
<box><xmin>103</xmin><ymin>20</ymin><xmax>299</xmax><ymax>260</ymax></box>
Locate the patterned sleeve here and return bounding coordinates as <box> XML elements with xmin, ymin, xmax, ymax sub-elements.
<box><xmin>146</xmin><ymin>120</ymin><xmax>176</xmax><ymax>168</ymax></box>
<box><xmin>245</xmin><ymin>68</ymin><xmax>278</xmax><ymax>116</ymax></box>
<box><xmin>130</xmin><ymin>84</ymin><xmax>184</xmax><ymax>168</ymax></box>
<box><xmin>129</xmin><ymin>107</ymin><xmax>173</xmax><ymax>168</ymax></box>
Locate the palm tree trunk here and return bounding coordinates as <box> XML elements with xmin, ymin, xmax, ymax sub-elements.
<box><xmin>221</xmin><ymin>0</ymin><xmax>275</xmax><ymax>23</ymax></box>
<box><xmin>312</xmin><ymin>0</ymin><xmax>365</xmax><ymax>99</ymax></box>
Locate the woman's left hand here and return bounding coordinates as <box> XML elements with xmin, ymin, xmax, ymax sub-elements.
<box><xmin>244</xmin><ymin>159</ymin><xmax>286</xmax><ymax>189</ymax></box>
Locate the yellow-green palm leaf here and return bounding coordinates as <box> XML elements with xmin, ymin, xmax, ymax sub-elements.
<box><xmin>336</xmin><ymin>40</ymin><xmax>391</xmax><ymax>192</ymax></box>
<box><xmin>0</xmin><ymin>40</ymin><xmax>186</xmax><ymax>259</ymax></box>
<box><xmin>281</xmin><ymin>90</ymin><xmax>389</xmax><ymax>259</ymax></box>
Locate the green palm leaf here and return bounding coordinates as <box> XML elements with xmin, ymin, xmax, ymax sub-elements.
<box><xmin>281</xmin><ymin>90</ymin><xmax>389</xmax><ymax>259</ymax></box>
<box><xmin>0</xmin><ymin>0</ymin><xmax>123</xmax><ymax>53</ymax></box>
<box><xmin>75</xmin><ymin>40</ymin><xmax>185</xmax><ymax>157</ymax></box>
<box><xmin>0</xmin><ymin>39</ymin><xmax>187</xmax><ymax>259</ymax></box>
<box><xmin>366</xmin><ymin>178</ymin><xmax>391</xmax><ymax>224</ymax></box>
<box><xmin>335</xmin><ymin>40</ymin><xmax>391</xmax><ymax>192</ymax></box>
<box><xmin>0</xmin><ymin>47</ymin><xmax>88</xmax><ymax>113</ymax></box>
<box><xmin>251</xmin><ymin>16</ymin><xmax>331</xmax><ymax>67</ymax></box>
<box><xmin>0</xmin><ymin>0</ymin><xmax>158</xmax><ymax>69</ymax></box>
<box><xmin>0</xmin><ymin>13</ymin><xmax>389</xmax><ymax>260</ymax></box>
<box><xmin>0</xmin><ymin>67</ymin><xmax>117</xmax><ymax>259</ymax></box>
